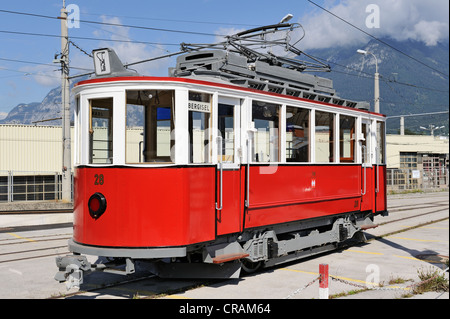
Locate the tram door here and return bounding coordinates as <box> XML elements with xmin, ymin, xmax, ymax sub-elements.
<box><xmin>360</xmin><ymin>120</ymin><xmax>375</xmax><ymax>213</ymax></box>
<box><xmin>215</xmin><ymin>98</ymin><xmax>243</xmax><ymax>236</ymax></box>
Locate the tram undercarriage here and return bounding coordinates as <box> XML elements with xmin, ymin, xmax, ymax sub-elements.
<box><xmin>55</xmin><ymin>211</ymin><xmax>379</xmax><ymax>289</ymax></box>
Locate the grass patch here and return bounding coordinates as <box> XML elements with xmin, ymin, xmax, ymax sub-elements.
<box><xmin>412</xmin><ymin>266</ymin><xmax>449</xmax><ymax>295</ymax></box>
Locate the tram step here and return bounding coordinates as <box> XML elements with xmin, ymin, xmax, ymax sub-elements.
<box><xmin>212</xmin><ymin>253</ymin><xmax>250</xmax><ymax>264</ymax></box>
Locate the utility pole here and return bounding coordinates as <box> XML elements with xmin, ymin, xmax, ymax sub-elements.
<box><xmin>59</xmin><ymin>0</ymin><xmax>72</xmax><ymax>202</ymax></box>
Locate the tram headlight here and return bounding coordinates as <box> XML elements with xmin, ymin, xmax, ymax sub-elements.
<box><xmin>88</xmin><ymin>192</ymin><xmax>107</xmax><ymax>219</ymax></box>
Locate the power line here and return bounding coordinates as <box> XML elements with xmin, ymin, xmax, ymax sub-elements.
<box><xmin>81</xmin><ymin>12</ymin><xmax>258</xmax><ymax>27</ymax></box>
<box><xmin>307</xmin><ymin>0</ymin><xmax>449</xmax><ymax>79</ymax></box>
<box><xmin>0</xmin><ymin>56</ymin><xmax>91</xmax><ymax>71</ymax></box>
<box><xmin>2</xmin><ymin>28</ymin><xmax>447</xmax><ymax>95</ymax></box>
<box><xmin>310</xmin><ymin>54</ymin><xmax>450</xmax><ymax>94</ymax></box>
<box><xmin>0</xmin><ymin>8</ymin><xmax>223</xmax><ymax>37</ymax></box>
<box><xmin>1</xmin><ymin>8</ymin><xmax>448</xmax><ymax>94</ymax></box>
<box><xmin>0</xmin><ymin>29</ymin><xmax>179</xmax><ymax>47</ymax></box>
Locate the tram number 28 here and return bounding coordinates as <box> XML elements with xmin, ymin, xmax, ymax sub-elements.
<box><xmin>94</xmin><ymin>174</ymin><xmax>104</xmax><ymax>185</ymax></box>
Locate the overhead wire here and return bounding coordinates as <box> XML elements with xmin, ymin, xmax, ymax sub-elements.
<box><xmin>0</xmin><ymin>29</ymin><xmax>179</xmax><ymax>47</ymax></box>
<box><xmin>0</xmin><ymin>8</ymin><xmax>225</xmax><ymax>37</ymax></box>
<box><xmin>307</xmin><ymin>54</ymin><xmax>449</xmax><ymax>94</ymax></box>
<box><xmin>0</xmin><ymin>8</ymin><xmax>448</xmax><ymax>94</ymax></box>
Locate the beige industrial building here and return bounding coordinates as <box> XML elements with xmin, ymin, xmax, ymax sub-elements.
<box><xmin>0</xmin><ymin>125</ymin><xmax>448</xmax><ymax>201</ymax></box>
<box><xmin>386</xmin><ymin>134</ymin><xmax>449</xmax><ymax>168</ymax></box>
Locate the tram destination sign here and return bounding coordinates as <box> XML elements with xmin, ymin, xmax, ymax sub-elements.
<box><xmin>188</xmin><ymin>101</ymin><xmax>211</xmax><ymax>113</ymax></box>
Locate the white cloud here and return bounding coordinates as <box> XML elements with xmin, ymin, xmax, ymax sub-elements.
<box><xmin>297</xmin><ymin>0</ymin><xmax>449</xmax><ymax>50</ymax></box>
<box><xmin>95</xmin><ymin>16</ymin><xmax>171</xmax><ymax>76</ymax></box>
<box><xmin>19</xmin><ymin>64</ymin><xmax>61</xmax><ymax>88</ymax></box>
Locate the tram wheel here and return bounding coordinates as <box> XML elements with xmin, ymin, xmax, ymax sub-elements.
<box><xmin>241</xmin><ymin>259</ymin><xmax>262</xmax><ymax>274</ymax></box>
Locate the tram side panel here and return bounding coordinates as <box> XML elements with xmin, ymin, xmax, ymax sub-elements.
<box><xmin>244</xmin><ymin>165</ymin><xmax>363</xmax><ymax>229</ymax></box>
<box><xmin>360</xmin><ymin>166</ymin><xmax>375</xmax><ymax>213</ymax></box>
<box><xmin>73</xmin><ymin>166</ymin><xmax>217</xmax><ymax>248</ymax></box>
<box><xmin>216</xmin><ymin>168</ymin><xmax>245</xmax><ymax>236</ymax></box>
<box><xmin>376</xmin><ymin>165</ymin><xmax>388</xmax><ymax>213</ymax></box>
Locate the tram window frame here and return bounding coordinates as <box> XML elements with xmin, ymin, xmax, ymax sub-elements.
<box><xmin>315</xmin><ymin>110</ymin><xmax>335</xmax><ymax>163</ymax></box>
<box><xmin>188</xmin><ymin>91</ymin><xmax>212</xmax><ymax>164</ymax></box>
<box><xmin>252</xmin><ymin>100</ymin><xmax>280</xmax><ymax>163</ymax></box>
<box><xmin>339</xmin><ymin>115</ymin><xmax>356</xmax><ymax>163</ymax></box>
<box><xmin>125</xmin><ymin>90</ymin><xmax>175</xmax><ymax>164</ymax></box>
<box><xmin>89</xmin><ymin>97</ymin><xmax>114</xmax><ymax>164</ymax></box>
<box><xmin>286</xmin><ymin>106</ymin><xmax>310</xmax><ymax>163</ymax></box>
<box><xmin>74</xmin><ymin>96</ymin><xmax>81</xmax><ymax>166</ymax></box>
<box><xmin>218</xmin><ymin>103</ymin><xmax>235</xmax><ymax>163</ymax></box>
<box><xmin>376</xmin><ymin>121</ymin><xmax>386</xmax><ymax>164</ymax></box>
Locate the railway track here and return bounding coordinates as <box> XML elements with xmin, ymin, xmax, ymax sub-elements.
<box><xmin>58</xmin><ymin>204</ymin><xmax>450</xmax><ymax>299</ymax></box>
<box><xmin>0</xmin><ymin>196</ymin><xmax>447</xmax><ymax>299</ymax></box>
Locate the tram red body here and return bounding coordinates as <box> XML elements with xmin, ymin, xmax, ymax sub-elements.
<box><xmin>73</xmin><ymin>164</ymin><xmax>386</xmax><ymax>248</ymax></box>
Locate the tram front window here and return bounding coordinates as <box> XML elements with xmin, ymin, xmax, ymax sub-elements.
<box><xmin>126</xmin><ymin>90</ymin><xmax>174</xmax><ymax>163</ymax></box>
<box><xmin>89</xmin><ymin>98</ymin><xmax>113</xmax><ymax>164</ymax></box>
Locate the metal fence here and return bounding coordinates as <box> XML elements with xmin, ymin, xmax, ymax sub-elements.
<box><xmin>0</xmin><ymin>171</ymin><xmax>73</xmax><ymax>203</ymax></box>
<box><xmin>386</xmin><ymin>168</ymin><xmax>449</xmax><ymax>192</ymax></box>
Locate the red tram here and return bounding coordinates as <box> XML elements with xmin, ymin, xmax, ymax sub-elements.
<box><xmin>55</xmin><ymin>23</ymin><xmax>388</xmax><ymax>288</ymax></box>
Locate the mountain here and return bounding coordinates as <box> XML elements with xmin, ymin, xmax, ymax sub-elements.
<box><xmin>0</xmin><ymin>84</ymin><xmax>75</xmax><ymax>126</ymax></box>
<box><xmin>1</xmin><ymin>39</ymin><xmax>448</xmax><ymax>134</ymax></box>
<box><xmin>305</xmin><ymin>38</ymin><xmax>449</xmax><ymax>134</ymax></box>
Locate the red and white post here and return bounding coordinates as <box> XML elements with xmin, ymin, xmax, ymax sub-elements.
<box><xmin>319</xmin><ymin>264</ymin><xmax>329</xmax><ymax>299</ymax></box>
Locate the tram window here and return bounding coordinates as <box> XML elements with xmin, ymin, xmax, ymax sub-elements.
<box><xmin>376</xmin><ymin>121</ymin><xmax>386</xmax><ymax>164</ymax></box>
<box><xmin>89</xmin><ymin>98</ymin><xmax>113</xmax><ymax>164</ymax></box>
<box><xmin>315</xmin><ymin>111</ymin><xmax>334</xmax><ymax>163</ymax></box>
<box><xmin>189</xmin><ymin>91</ymin><xmax>211</xmax><ymax>164</ymax></box>
<box><xmin>339</xmin><ymin>115</ymin><xmax>356</xmax><ymax>163</ymax></box>
<box><xmin>361</xmin><ymin>122</ymin><xmax>369</xmax><ymax>164</ymax></box>
<box><xmin>286</xmin><ymin>106</ymin><xmax>310</xmax><ymax>162</ymax></box>
<box><xmin>252</xmin><ymin>101</ymin><xmax>280</xmax><ymax>162</ymax></box>
<box><xmin>125</xmin><ymin>90</ymin><xmax>174</xmax><ymax>163</ymax></box>
<box><xmin>218</xmin><ymin>104</ymin><xmax>234</xmax><ymax>162</ymax></box>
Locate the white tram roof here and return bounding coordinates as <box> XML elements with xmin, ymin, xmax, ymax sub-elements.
<box><xmin>74</xmin><ymin>75</ymin><xmax>386</xmax><ymax>119</ymax></box>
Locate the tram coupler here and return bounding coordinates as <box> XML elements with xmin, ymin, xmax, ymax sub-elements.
<box><xmin>55</xmin><ymin>255</ymin><xmax>137</xmax><ymax>289</ymax></box>
<box><xmin>55</xmin><ymin>255</ymin><xmax>92</xmax><ymax>290</ymax></box>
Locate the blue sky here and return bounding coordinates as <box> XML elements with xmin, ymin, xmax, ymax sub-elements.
<box><xmin>0</xmin><ymin>0</ymin><xmax>448</xmax><ymax>116</ymax></box>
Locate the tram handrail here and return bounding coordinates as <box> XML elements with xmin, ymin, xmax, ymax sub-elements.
<box><xmin>216</xmin><ymin>136</ymin><xmax>223</xmax><ymax>211</ymax></box>
<box><xmin>375</xmin><ymin>146</ymin><xmax>379</xmax><ymax>193</ymax></box>
<box><xmin>361</xmin><ymin>145</ymin><xmax>367</xmax><ymax>196</ymax></box>
<box><xmin>245</xmin><ymin>128</ymin><xmax>257</xmax><ymax>208</ymax></box>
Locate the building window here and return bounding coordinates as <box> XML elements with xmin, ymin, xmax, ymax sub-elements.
<box><xmin>125</xmin><ymin>90</ymin><xmax>174</xmax><ymax>163</ymax></box>
<box><xmin>400</xmin><ymin>152</ymin><xmax>418</xmax><ymax>169</ymax></box>
<box><xmin>252</xmin><ymin>101</ymin><xmax>280</xmax><ymax>162</ymax></box>
<box><xmin>315</xmin><ymin>111</ymin><xmax>334</xmax><ymax>163</ymax></box>
<box><xmin>286</xmin><ymin>106</ymin><xmax>309</xmax><ymax>162</ymax></box>
<box><xmin>89</xmin><ymin>98</ymin><xmax>113</xmax><ymax>164</ymax></box>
